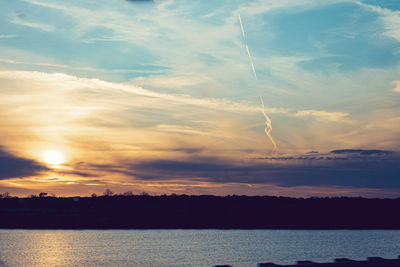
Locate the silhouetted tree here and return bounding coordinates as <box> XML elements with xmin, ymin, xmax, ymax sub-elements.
<box><xmin>141</xmin><ymin>191</ymin><xmax>149</xmax><ymax>196</ymax></box>
<box><xmin>39</xmin><ymin>192</ymin><xmax>48</xmax><ymax>198</ymax></box>
<box><xmin>123</xmin><ymin>191</ymin><xmax>133</xmax><ymax>196</ymax></box>
<box><xmin>103</xmin><ymin>189</ymin><xmax>114</xmax><ymax>196</ymax></box>
<box><xmin>91</xmin><ymin>193</ymin><xmax>97</xmax><ymax>198</ymax></box>
<box><xmin>0</xmin><ymin>192</ymin><xmax>10</xmax><ymax>198</ymax></box>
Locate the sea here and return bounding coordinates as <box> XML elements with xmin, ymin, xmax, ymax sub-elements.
<box><xmin>0</xmin><ymin>230</ymin><xmax>399</xmax><ymax>267</ymax></box>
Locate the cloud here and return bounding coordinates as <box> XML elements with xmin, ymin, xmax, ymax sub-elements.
<box><xmin>11</xmin><ymin>17</ymin><xmax>54</xmax><ymax>32</ymax></box>
<box><xmin>357</xmin><ymin>1</ymin><xmax>400</xmax><ymax>42</ymax></box>
<box><xmin>125</xmin><ymin>0</ymin><xmax>154</xmax><ymax>3</ymax></box>
<box><xmin>131</xmin><ymin>74</ymin><xmax>211</xmax><ymax>90</ymax></box>
<box><xmin>0</xmin><ymin>35</ymin><xmax>17</xmax><ymax>39</ymax></box>
<box><xmin>0</xmin><ymin>71</ymin><xmax>356</xmax><ymax>123</ymax></box>
<box><xmin>330</xmin><ymin>149</ymin><xmax>392</xmax><ymax>155</ymax></box>
<box><xmin>393</xmin><ymin>80</ymin><xmax>400</xmax><ymax>92</ymax></box>
<box><xmin>292</xmin><ymin>109</ymin><xmax>352</xmax><ymax>123</ymax></box>
<box><xmin>238</xmin><ymin>0</ymin><xmax>354</xmax><ymax>17</ymax></box>
<box><xmin>69</xmin><ymin>148</ymin><xmax>400</xmax><ymax>191</ymax></box>
<box><xmin>0</xmin><ymin>69</ymin><xmax>378</xmax><ymax>175</ymax></box>
<box><xmin>0</xmin><ymin>147</ymin><xmax>48</xmax><ymax>179</ymax></box>
<box><xmin>0</xmin><ymin>70</ymin><xmax>288</xmax><ymax>115</ymax></box>
<box><xmin>154</xmin><ymin>125</ymin><xmax>223</xmax><ymax>137</ymax></box>
<box><xmin>258</xmin><ymin>149</ymin><xmax>395</xmax><ymax>162</ymax></box>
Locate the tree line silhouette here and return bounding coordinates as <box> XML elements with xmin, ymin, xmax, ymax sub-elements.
<box><xmin>0</xmin><ymin>189</ymin><xmax>149</xmax><ymax>199</ymax></box>
<box><xmin>0</xmin><ymin>191</ymin><xmax>399</xmax><ymax>229</ymax></box>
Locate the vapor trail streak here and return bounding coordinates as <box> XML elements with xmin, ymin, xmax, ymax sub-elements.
<box><xmin>245</xmin><ymin>45</ymin><xmax>257</xmax><ymax>79</ymax></box>
<box><xmin>238</xmin><ymin>13</ymin><xmax>246</xmax><ymax>40</ymax></box>
<box><xmin>260</xmin><ymin>96</ymin><xmax>278</xmax><ymax>153</ymax></box>
<box><xmin>238</xmin><ymin>14</ymin><xmax>277</xmax><ymax>152</ymax></box>
<box><xmin>238</xmin><ymin>13</ymin><xmax>257</xmax><ymax>79</ymax></box>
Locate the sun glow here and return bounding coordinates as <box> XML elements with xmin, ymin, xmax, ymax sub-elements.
<box><xmin>42</xmin><ymin>150</ymin><xmax>65</xmax><ymax>166</ymax></box>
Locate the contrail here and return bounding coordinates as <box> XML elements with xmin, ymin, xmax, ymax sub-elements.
<box><xmin>245</xmin><ymin>45</ymin><xmax>257</xmax><ymax>79</ymax></box>
<box><xmin>238</xmin><ymin>13</ymin><xmax>257</xmax><ymax>79</ymax></box>
<box><xmin>238</xmin><ymin>13</ymin><xmax>277</xmax><ymax>153</ymax></box>
<box><xmin>260</xmin><ymin>96</ymin><xmax>278</xmax><ymax>153</ymax></box>
<box><xmin>238</xmin><ymin>13</ymin><xmax>246</xmax><ymax>40</ymax></box>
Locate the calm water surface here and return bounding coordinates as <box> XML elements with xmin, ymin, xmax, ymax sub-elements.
<box><xmin>0</xmin><ymin>230</ymin><xmax>399</xmax><ymax>267</ymax></box>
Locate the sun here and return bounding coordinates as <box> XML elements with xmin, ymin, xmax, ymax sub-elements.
<box><xmin>42</xmin><ymin>150</ymin><xmax>65</xmax><ymax>166</ymax></box>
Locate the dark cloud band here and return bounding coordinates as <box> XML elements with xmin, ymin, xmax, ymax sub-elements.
<box><xmin>73</xmin><ymin>149</ymin><xmax>400</xmax><ymax>191</ymax></box>
<box><xmin>0</xmin><ymin>147</ymin><xmax>48</xmax><ymax>179</ymax></box>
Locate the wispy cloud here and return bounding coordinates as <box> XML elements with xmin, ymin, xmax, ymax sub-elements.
<box><xmin>131</xmin><ymin>73</ymin><xmax>212</xmax><ymax>90</ymax></box>
<box><xmin>0</xmin><ymin>58</ymin><xmax>164</xmax><ymax>75</ymax></box>
<box><xmin>0</xmin><ymin>70</ymin><xmax>286</xmax><ymax>114</ymax></box>
<box><xmin>356</xmin><ymin>1</ymin><xmax>400</xmax><ymax>42</ymax></box>
<box><xmin>292</xmin><ymin>110</ymin><xmax>352</xmax><ymax>123</ymax></box>
<box><xmin>0</xmin><ymin>70</ymin><xmax>355</xmax><ymax>124</ymax></box>
<box><xmin>393</xmin><ymin>80</ymin><xmax>400</xmax><ymax>92</ymax></box>
<box><xmin>237</xmin><ymin>0</ymin><xmax>355</xmax><ymax>17</ymax></box>
<box><xmin>0</xmin><ymin>34</ymin><xmax>17</xmax><ymax>39</ymax></box>
<box><xmin>11</xmin><ymin>17</ymin><xmax>54</xmax><ymax>32</ymax></box>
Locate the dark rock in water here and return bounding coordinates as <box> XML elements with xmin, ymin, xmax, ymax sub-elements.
<box><xmin>367</xmin><ymin>256</ymin><xmax>384</xmax><ymax>261</ymax></box>
<box><xmin>255</xmin><ymin>257</ymin><xmax>400</xmax><ymax>267</ymax></box>
<box><xmin>334</xmin><ymin>258</ymin><xmax>354</xmax><ymax>262</ymax></box>
<box><xmin>296</xmin><ymin>260</ymin><xmax>315</xmax><ymax>264</ymax></box>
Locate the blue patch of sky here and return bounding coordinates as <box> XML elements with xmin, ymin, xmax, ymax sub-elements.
<box><xmin>246</xmin><ymin>2</ymin><xmax>400</xmax><ymax>73</ymax></box>
<box><xmin>362</xmin><ymin>0</ymin><xmax>400</xmax><ymax>11</ymax></box>
<box><xmin>6</xmin><ymin>21</ymin><xmax>161</xmax><ymax>70</ymax></box>
<box><xmin>0</xmin><ymin>0</ymin><xmax>167</xmax><ymax>80</ymax></box>
<box><xmin>159</xmin><ymin>0</ymin><xmax>257</xmax><ymax>27</ymax></box>
<box><xmin>181</xmin><ymin>0</ymin><xmax>237</xmax><ymax>26</ymax></box>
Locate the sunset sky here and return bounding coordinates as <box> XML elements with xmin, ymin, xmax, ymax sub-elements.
<box><xmin>0</xmin><ymin>0</ymin><xmax>399</xmax><ymax>197</ymax></box>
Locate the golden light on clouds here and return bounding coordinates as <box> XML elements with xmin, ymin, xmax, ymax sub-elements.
<box><xmin>0</xmin><ymin>69</ymin><xmax>398</xmax><ymax>198</ymax></box>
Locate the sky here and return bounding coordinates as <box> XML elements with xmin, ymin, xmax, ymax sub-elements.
<box><xmin>0</xmin><ymin>0</ymin><xmax>399</xmax><ymax>197</ymax></box>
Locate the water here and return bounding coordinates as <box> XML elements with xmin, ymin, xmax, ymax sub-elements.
<box><xmin>0</xmin><ymin>230</ymin><xmax>399</xmax><ymax>267</ymax></box>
